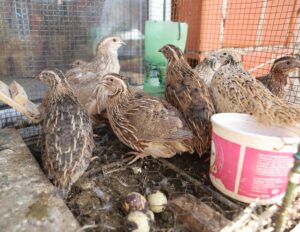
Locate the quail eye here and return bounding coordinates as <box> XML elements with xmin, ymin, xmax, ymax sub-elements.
<box><xmin>45</xmin><ymin>73</ymin><xmax>48</xmax><ymax>76</ymax></box>
<box><xmin>223</xmin><ymin>52</ymin><xmax>227</xmax><ymax>55</ymax></box>
<box><xmin>110</xmin><ymin>78</ymin><xmax>114</xmax><ymax>82</ymax></box>
<box><xmin>113</xmin><ymin>38</ymin><xmax>116</xmax><ymax>42</ymax></box>
<box><xmin>77</xmin><ymin>62</ymin><xmax>80</xmax><ymax>64</ymax></box>
<box><xmin>287</xmin><ymin>61</ymin><xmax>291</xmax><ymax>65</ymax></box>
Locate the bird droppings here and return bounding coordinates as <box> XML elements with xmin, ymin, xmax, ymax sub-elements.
<box><xmin>25</xmin><ymin>125</ymin><xmax>300</xmax><ymax>231</ymax></box>
<box><xmin>27</xmin><ymin>125</ymin><xmax>238</xmax><ymax>231</ymax></box>
<box><xmin>26</xmin><ymin>193</ymin><xmax>49</xmax><ymax>220</ymax></box>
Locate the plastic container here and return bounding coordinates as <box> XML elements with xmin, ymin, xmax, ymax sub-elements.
<box><xmin>210</xmin><ymin>113</ymin><xmax>300</xmax><ymax>204</ymax></box>
<box><xmin>143</xmin><ymin>20</ymin><xmax>188</xmax><ymax>97</ymax></box>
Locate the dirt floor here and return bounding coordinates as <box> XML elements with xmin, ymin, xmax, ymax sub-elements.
<box><xmin>26</xmin><ymin>125</ymin><xmax>300</xmax><ymax>232</ymax></box>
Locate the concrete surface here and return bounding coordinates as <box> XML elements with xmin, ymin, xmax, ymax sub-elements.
<box><xmin>0</xmin><ymin>128</ymin><xmax>79</xmax><ymax>232</ymax></box>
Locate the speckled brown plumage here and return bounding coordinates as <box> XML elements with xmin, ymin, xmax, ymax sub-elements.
<box><xmin>159</xmin><ymin>44</ymin><xmax>216</xmax><ymax>156</ymax></box>
<box><xmin>256</xmin><ymin>56</ymin><xmax>300</xmax><ymax>98</ymax></box>
<box><xmin>210</xmin><ymin>51</ymin><xmax>300</xmax><ymax>126</ymax></box>
<box><xmin>95</xmin><ymin>73</ymin><xmax>194</xmax><ymax>163</ymax></box>
<box><xmin>194</xmin><ymin>55</ymin><xmax>221</xmax><ymax>85</ymax></box>
<box><xmin>194</xmin><ymin>49</ymin><xmax>242</xmax><ymax>85</ymax></box>
<box><xmin>39</xmin><ymin>69</ymin><xmax>94</xmax><ymax>196</ymax></box>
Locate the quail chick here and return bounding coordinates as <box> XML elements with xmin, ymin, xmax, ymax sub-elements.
<box><xmin>159</xmin><ymin>44</ymin><xmax>216</xmax><ymax>156</ymax></box>
<box><xmin>256</xmin><ymin>56</ymin><xmax>300</xmax><ymax>98</ymax></box>
<box><xmin>69</xmin><ymin>59</ymin><xmax>88</xmax><ymax>69</ymax></box>
<box><xmin>95</xmin><ymin>73</ymin><xmax>194</xmax><ymax>163</ymax></box>
<box><xmin>210</xmin><ymin>51</ymin><xmax>300</xmax><ymax>126</ymax></box>
<box><xmin>38</xmin><ymin>69</ymin><xmax>94</xmax><ymax>196</ymax></box>
<box><xmin>65</xmin><ymin>59</ymin><xmax>89</xmax><ymax>78</ymax></box>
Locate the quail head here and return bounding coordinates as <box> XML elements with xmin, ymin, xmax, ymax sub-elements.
<box><xmin>256</xmin><ymin>56</ymin><xmax>300</xmax><ymax>98</ymax></box>
<box><xmin>210</xmin><ymin>51</ymin><xmax>300</xmax><ymax>126</ymax></box>
<box><xmin>196</xmin><ymin>48</ymin><xmax>243</xmax><ymax>83</ymax></box>
<box><xmin>83</xmin><ymin>36</ymin><xmax>125</xmax><ymax>76</ymax></box>
<box><xmin>69</xmin><ymin>59</ymin><xmax>88</xmax><ymax>69</ymax></box>
<box><xmin>95</xmin><ymin>73</ymin><xmax>194</xmax><ymax>164</ymax></box>
<box><xmin>194</xmin><ymin>54</ymin><xmax>221</xmax><ymax>85</ymax></box>
<box><xmin>38</xmin><ymin>69</ymin><xmax>94</xmax><ymax>196</ymax></box>
<box><xmin>159</xmin><ymin>44</ymin><xmax>216</xmax><ymax>156</ymax></box>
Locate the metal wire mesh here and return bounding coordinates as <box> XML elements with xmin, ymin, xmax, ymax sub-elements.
<box><xmin>0</xmin><ymin>0</ymin><xmax>147</xmax><ymax>137</ymax></box>
<box><xmin>0</xmin><ymin>0</ymin><xmax>146</xmax><ymax>80</ymax></box>
<box><xmin>0</xmin><ymin>1</ymin><xmax>299</xmax><ymax>231</ymax></box>
<box><xmin>171</xmin><ymin>0</ymin><xmax>299</xmax><ymax>75</ymax></box>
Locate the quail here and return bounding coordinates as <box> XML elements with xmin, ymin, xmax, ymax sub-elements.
<box><xmin>69</xmin><ymin>59</ymin><xmax>88</xmax><ymax>69</ymax></box>
<box><xmin>66</xmin><ymin>36</ymin><xmax>125</xmax><ymax>79</ymax></box>
<box><xmin>210</xmin><ymin>51</ymin><xmax>300</xmax><ymax>126</ymax></box>
<box><xmin>38</xmin><ymin>69</ymin><xmax>94</xmax><ymax>196</ymax></box>
<box><xmin>159</xmin><ymin>44</ymin><xmax>216</xmax><ymax>156</ymax></box>
<box><xmin>65</xmin><ymin>59</ymin><xmax>89</xmax><ymax>79</ymax></box>
<box><xmin>65</xmin><ymin>36</ymin><xmax>125</xmax><ymax>119</ymax></box>
<box><xmin>95</xmin><ymin>73</ymin><xmax>194</xmax><ymax>163</ymax></box>
<box><xmin>256</xmin><ymin>56</ymin><xmax>300</xmax><ymax>98</ymax></box>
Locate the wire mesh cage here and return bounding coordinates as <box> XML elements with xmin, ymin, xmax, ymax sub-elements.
<box><xmin>1</xmin><ymin>0</ymin><xmax>300</xmax><ymax>136</ymax></box>
<box><xmin>0</xmin><ymin>1</ymin><xmax>300</xmax><ymax>231</ymax></box>
<box><xmin>0</xmin><ymin>0</ymin><xmax>147</xmax><ymax>137</ymax></box>
<box><xmin>171</xmin><ymin>0</ymin><xmax>300</xmax><ymax>105</ymax></box>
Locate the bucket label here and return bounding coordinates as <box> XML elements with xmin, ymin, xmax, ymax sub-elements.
<box><xmin>238</xmin><ymin>147</ymin><xmax>294</xmax><ymax>198</ymax></box>
<box><xmin>210</xmin><ymin>132</ymin><xmax>241</xmax><ymax>192</ymax></box>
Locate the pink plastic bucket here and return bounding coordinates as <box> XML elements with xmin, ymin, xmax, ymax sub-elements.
<box><xmin>210</xmin><ymin>113</ymin><xmax>300</xmax><ymax>204</ymax></box>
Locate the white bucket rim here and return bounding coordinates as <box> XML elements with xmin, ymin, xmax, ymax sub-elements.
<box><xmin>211</xmin><ymin>113</ymin><xmax>300</xmax><ymax>141</ymax></box>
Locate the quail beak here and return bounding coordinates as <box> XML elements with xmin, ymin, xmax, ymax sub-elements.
<box><xmin>158</xmin><ymin>48</ymin><xmax>163</xmax><ymax>53</ymax></box>
<box><xmin>120</xmin><ymin>40</ymin><xmax>126</xmax><ymax>46</ymax></box>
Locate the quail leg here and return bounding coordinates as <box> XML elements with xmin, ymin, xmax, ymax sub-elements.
<box><xmin>126</xmin><ymin>151</ymin><xmax>149</xmax><ymax>165</ymax></box>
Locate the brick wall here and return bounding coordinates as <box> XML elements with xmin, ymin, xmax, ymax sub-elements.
<box><xmin>172</xmin><ymin>0</ymin><xmax>299</xmax><ymax>76</ymax></box>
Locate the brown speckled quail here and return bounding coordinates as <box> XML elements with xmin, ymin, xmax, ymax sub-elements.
<box><xmin>38</xmin><ymin>69</ymin><xmax>94</xmax><ymax>196</ymax></box>
<box><xmin>210</xmin><ymin>51</ymin><xmax>300</xmax><ymax>126</ymax></box>
<box><xmin>95</xmin><ymin>73</ymin><xmax>194</xmax><ymax>164</ymax></box>
<box><xmin>256</xmin><ymin>56</ymin><xmax>300</xmax><ymax>98</ymax></box>
<box><xmin>159</xmin><ymin>44</ymin><xmax>216</xmax><ymax>156</ymax></box>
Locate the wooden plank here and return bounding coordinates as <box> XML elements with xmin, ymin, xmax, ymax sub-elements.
<box><xmin>9</xmin><ymin>80</ymin><xmax>28</xmax><ymax>105</ymax></box>
<box><xmin>0</xmin><ymin>80</ymin><xmax>41</xmax><ymax>123</ymax></box>
<box><xmin>0</xmin><ymin>81</ymin><xmax>11</xmax><ymax>98</ymax></box>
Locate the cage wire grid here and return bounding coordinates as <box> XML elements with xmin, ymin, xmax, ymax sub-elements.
<box><xmin>0</xmin><ymin>0</ymin><xmax>147</xmax><ymax>137</ymax></box>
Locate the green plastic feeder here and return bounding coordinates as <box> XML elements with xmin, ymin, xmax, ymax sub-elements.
<box><xmin>144</xmin><ymin>20</ymin><xmax>188</xmax><ymax>97</ymax></box>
